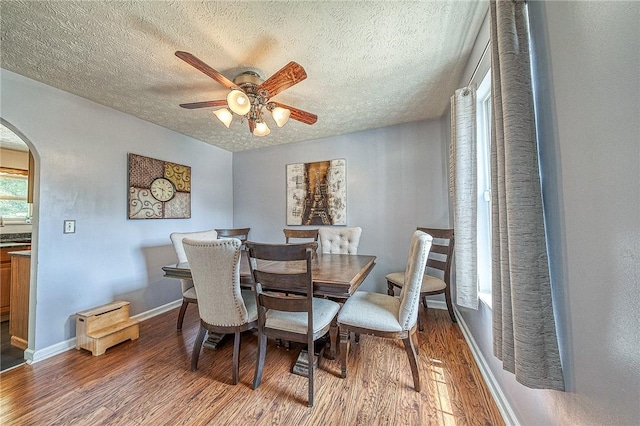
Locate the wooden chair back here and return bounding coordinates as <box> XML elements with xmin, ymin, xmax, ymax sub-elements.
<box><xmin>416</xmin><ymin>227</ymin><xmax>454</xmax><ymax>286</ymax></box>
<box><xmin>246</xmin><ymin>242</ymin><xmax>315</xmax><ymax>324</ymax></box>
<box><xmin>246</xmin><ymin>241</ymin><xmax>335</xmax><ymax>407</ymax></box>
<box><xmin>283</xmin><ymin>228</ymin><xmax>319</xmax><ymax>244</ymax></box>
<box><xmin>216</xmin><ymin>228</ymin><xmax>251</xmax><ymax>245</ymax></box>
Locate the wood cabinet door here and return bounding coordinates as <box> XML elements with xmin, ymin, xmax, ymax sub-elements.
<box><xmin>1</xmin><ymin>249</ymin><xmax>11</xmax><ymax>316</ymax></box>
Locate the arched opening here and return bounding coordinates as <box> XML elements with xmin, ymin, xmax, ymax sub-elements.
<box><xmin>0</xmin><ymin>118</ymin><xmax>39</xmax><ymax>371</ymax></box>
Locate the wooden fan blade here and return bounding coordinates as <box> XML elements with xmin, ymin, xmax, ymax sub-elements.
<box><xmin>175</xmin><ymin>51</ymin><xmax>237</xmax><ymax>90</ymax></box>
<box><xmin>271</xmin><ymin>102</ymin><xmax>318</xmax><ymax>125</ymax></box>
<box><xmin>258</xmin><ymin>62</ymin><xmax>307</xmax><ymax>98</ymax></box>
<box><xmin>179</xmin><ymin>100</ymin><xmax>228</xmax><ymax>109</ymax></box>
<box><xmin>248</xmin><ymin>120</ymin><xmax>256</xmax><ymax>134</ymax></box>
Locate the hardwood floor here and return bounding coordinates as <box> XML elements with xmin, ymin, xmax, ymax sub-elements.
<box><xmin>0</xmin><ymin>306</ymin><xmax>503</xmax><ymax>425</ymax></box>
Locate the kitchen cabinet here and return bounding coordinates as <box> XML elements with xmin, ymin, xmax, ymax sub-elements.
<box><xmin>1</xmin><ymin>244</ymin><xmax>31</xmax><ymax>317</ymax></box>
<box><xmin>1</xmin><ymin>248</ymin><xmax>11</xmax><ymax>316</ymax></box>
<box><xmin>9</xmin><ymin>250</ymin><xmax>30</xmax><ymax>350</ymax></box>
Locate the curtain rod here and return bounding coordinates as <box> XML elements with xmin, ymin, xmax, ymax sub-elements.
<box><xmin>467</xmin><ymin>40</ymin><xmax>491</xmax><ymax>87</ymax></box>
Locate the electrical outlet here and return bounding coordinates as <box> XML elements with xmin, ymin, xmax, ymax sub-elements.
<box><xmin>64</xmin><ymin>220</ymin><xmax>76</xmax><ymax>234</ymax></box>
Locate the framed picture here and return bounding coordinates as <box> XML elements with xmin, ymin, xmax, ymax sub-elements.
<box><xmin>128</xmin><ymin>153</ymin><xmax>191</xmax><ymax>219</ymax></box>
<box><xmin>286</xmin><ymin>159</ymin><xmax>346</xmax><ymax>225</ymax></box>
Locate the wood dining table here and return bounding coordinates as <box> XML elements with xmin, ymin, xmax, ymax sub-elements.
<box><xmin>162</xmin><ymin>252</ymin><xmax>376</xmax><ymax>371</ymax></box>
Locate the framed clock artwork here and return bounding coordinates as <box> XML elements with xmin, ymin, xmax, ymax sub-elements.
<box><xmin>128</xmin><ymin>153</ymin><xmax>191</xmax><ymax>219</ymax></box>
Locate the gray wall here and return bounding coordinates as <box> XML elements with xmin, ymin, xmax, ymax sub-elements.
<box><xmin>233</xmin><ymin>120</ymin><xmax>450</xmax><ymax>293</ymax></box>
<box><xmin>1</xmin><ymin>70</ymin><xmax>234</xmax><ymax>353</ymax></box>
<box><xmin>458</xmin><ymin>2</ymin><xmax>640</xmax><ymax>425</ymax></box>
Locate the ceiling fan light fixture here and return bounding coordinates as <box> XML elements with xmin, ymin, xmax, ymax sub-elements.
<box><xmin>271</xmin><ymin>106</ymin><xmax>291</xmax><ymax>127</ymax></box>
<box><xmin>213</xmin><ymin>108</ymin><xmax>233</xmax><ymax>128</ymax></box>
<box><xmin>227</xmin><ymin>89</ymin><xmax>251</xmax><ymax>115</ymax></box>
<box><xmin>253</xmin><ymin>121</ymin><xmax>271</xmax><ymax>137</ymax></box>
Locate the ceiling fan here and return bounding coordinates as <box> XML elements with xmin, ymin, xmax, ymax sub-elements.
<box><xmin>176</xmin><ymin>51</ymin><xmax>317</xmax><ymax>136</ymax></box>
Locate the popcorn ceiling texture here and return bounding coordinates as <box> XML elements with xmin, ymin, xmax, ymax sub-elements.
<box><xmin>0</xmin><ymin>1</ymin><xmax>486</xmax><ymax>152</ymax></box>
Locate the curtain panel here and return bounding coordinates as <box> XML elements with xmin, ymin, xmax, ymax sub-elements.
<box><xmin>450</xmin><ymin>86</ymin><xmax>478</xmax><ymax>310</ymax></box>
<box><xmin>490</xmin><ymin>0</ymin><xmax>564</xmax><ymax>390</ymax></box>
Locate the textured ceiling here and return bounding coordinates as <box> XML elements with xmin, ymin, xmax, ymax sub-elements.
<box><xmin>0</xmin><ymin>1</ymin><xmax>487</xmax><ymax>152</ymax></box>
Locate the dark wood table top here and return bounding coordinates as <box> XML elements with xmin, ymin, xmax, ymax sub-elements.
<box><xmin>163</xmin><ymin>252</ymin><xmax>377</xmax><ymax>299</ymax></box>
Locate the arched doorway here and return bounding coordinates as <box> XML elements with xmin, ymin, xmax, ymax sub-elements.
<box><xmin>0</xmin><ymin>118</ymin><xmax>39</xmax><ymax>371</ymax></box>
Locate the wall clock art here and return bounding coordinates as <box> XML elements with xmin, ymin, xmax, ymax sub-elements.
<box><xmin>128</xmin><ymin>153</ymin><xmax>191</xmax><ymax>219</ymax></box>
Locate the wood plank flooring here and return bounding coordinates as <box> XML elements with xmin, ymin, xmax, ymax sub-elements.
<box><xmin>0</xmin><ymin>306</ymin><xmax>503</xmax><ymax>425</ymax></box>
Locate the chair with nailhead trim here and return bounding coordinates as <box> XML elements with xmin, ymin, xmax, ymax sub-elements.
<box><xmin>338</xmin><ymin>230</ymin><xmax>433</xmax><ymax>392</ymax></box>
<box><xmin>169</xmin><ymin>230</ymin><xmax>218</xmax><ymax>330</ymax></box>
<box><xmin>183</xmin><ymin>237</ymin><xmax>258</xmax><ymax>385</ymax></box>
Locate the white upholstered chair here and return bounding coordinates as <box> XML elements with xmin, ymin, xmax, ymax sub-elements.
<box><xmin>183</xmin><ymin>237</ymin><xmax>258</xmax><ymax>385</ymax></box>
<box><xmin>169</xmin><ymin>230</ymin><xmax>218</xmax><ymax>330</ymax></box>
<box><xmin>386</xmin><ymin>228</ymin><xmax>456</xmax><ymax>328</ymax></box>
<box><xmin>337</xmin><ymin>230</ymin><xmax>433</xmax><ymax>392</ymax></box>
<box><xmin>318</xmin><ymin>226</ymin><xmax>362</xmax><ymax>254</ymax></box>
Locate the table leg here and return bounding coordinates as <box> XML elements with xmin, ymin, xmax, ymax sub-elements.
<box><xmin>292</xmin><ymin>338</ymin><xmax>326</xmax><ymax>377</ymax></box>
<box><xmin>327</xmin><ymin>318</ymin><xmax>339</xmax><ymax>360</ymax></box>
<box><xmin>202</xmin><ymin>332</ymin><xmax>228</xmax><ymax>350</ymax></box>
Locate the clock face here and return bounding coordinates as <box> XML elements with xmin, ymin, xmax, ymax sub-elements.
<box><xmin>150</xmin><ymin>177</ymin><xmax>175</xmax><ymax>202</ymax></box>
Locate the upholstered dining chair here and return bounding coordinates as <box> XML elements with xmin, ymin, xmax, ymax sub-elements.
<box><xmin>318</xmin><ymin>226</ymin><xmax>362</xmax><ymax>254</ymax></box>
<box><xmin>169</xmin><ymin>229</ymin><xmax>218</xmax><ymax>330</ymax></box>
<box><xmin>283</xmin><ymin>228</ymin><xmax>319</xmax><ymax>244</ymax></box>
<box><xmin>386</xmin><ymin>228</ymin><xmax>455</xmax><ymax>328</ymax></box>
<box><xmin>183</xmin><ymin>237</ymin><xmax>258</xmax><ymax>385</ymax></box>
<box><xmin>245</xmin><ymin>241</ymin><xmax>341</xmax><ymax>407</ymax></box>
<box><xmin>337</xmin><ymin>230</ymin><xmax>432</xmax><ymax>392</ymax></box>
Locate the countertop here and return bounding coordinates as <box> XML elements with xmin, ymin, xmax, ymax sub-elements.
<box><xmin>0</xmin><ymin>241</ymin><xmax>31</xmax><ymax>249</ymax></box>
<box><xmin>0</xmin><ymin>242</ymin><xmax>31</xmax><ymax>249</ymax></box>
<box><xmin>8</xmin><ymin>250</ymin><xmax>31</xmax><ymax>257</ymax></box>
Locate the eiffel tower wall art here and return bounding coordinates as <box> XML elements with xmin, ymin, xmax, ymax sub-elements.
<box><xmin>286</xmin><ymin>159</ymin><xmax>346</xmax><ymax>226</ymax></box>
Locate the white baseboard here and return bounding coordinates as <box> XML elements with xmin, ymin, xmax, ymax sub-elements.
<box><xmin>26</xmin><ymin>299</ymin><xmax>182</xmax><ymax>364</ymax></box>
<box><xmin>131</xmin><ymin>299</ymin><xmax>182</xmax><ymax>322</ymax></box>
<box><xmin>455</xmin><ymin>307</ymin><xmax>520</xmax><ymax>426</ymax></box>
<box><xmin>425</xmin><ymin>299</ymin><xmax>447</xmax><ymax>310</ymax></box>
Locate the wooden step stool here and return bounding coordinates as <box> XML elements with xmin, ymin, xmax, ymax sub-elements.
<box><xmin>76</xmin><ymin>301</ymin><xmax>139</xmax><ymax>356</ymax></box>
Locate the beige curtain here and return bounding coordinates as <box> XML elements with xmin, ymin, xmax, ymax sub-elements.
<box><xmin>450</xmin><ymin>85</ymin><xmax>478</xmax><ymax>309</ymax></box>
<box><xmin>490</xmin><ymin>0</ymin><xmax>564</xmax><ymax>390</ymax></box>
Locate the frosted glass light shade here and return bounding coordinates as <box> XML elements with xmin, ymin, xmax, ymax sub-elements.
<box><xmin>226</xmin><ymin>90</ymin><xmax>251</xmax><ymax>115</ymax></box>
<box><xmin>271</xmin><ymin>106</ymin><xmax>291</xmax><ymax>127</ymax></box>
<box><xmin>213</xmin><ymin>108</ymin><xmax>233</xmax><ymax>128</ymax></box>
<box><xmin>253</xmin><ymin>121</ymin><xmax>271</xmax><ymax>136</ymax></box>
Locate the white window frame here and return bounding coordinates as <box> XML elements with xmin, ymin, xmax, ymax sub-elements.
<box><xmin>0</xmin><ymin>168</ymin><xmax>31</xmax><ymax>223</ymax></box>
<box><xmin>476</xmin><ymin>70</ymin><xmax>492</xmax><ymax>307</ymax></box>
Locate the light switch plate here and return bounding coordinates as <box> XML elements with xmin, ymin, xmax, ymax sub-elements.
<box><xmin>64</xmin><ymin>220</ymin><xmax>76</xmax><ymax>234</ymax></box>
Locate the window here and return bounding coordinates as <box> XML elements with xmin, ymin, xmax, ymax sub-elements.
<box><xmin>476</xmin><ymin>70</ymin><xmax>492</xmax><ymax>306</ymax></box>
<box><xmin>0</xmin><ymin>168</ymin><xmax>30</xmax><ymax>221</ymax></box>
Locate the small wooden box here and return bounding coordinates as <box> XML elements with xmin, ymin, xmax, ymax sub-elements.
<box><xmin>76</xmin><ymin>301</ymin><xmax>139</xmax><ymax>356</ymax></box>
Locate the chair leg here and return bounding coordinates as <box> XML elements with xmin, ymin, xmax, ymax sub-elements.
<box><xmin>444</xmin><ymin>288</ymin><xmax>457</xmax><ymax>323</ymax></box>
<box><xmin>411</xmin><ymin>327</ymin><xmax>420</xmax><ymax>356</ymax></box>
<box><xmin>308</xmin><ymin>335</ymin><xmax>314</xmax><ymax>407</ymax></box>
<box><xmin>402</xmin><ymin>335</ymin><xmax>421</xmax><ymax>392</ymax></box>
<box><xmin>191</xmin><ymin>325</ymin><xmax>206</xmax><ymax>371</ymax></box>
<box><xmin>418</xmin><ymin>306</ymin><xmax>425</xmax><ymax>332</ymax></box>
<box><xmin>177</xmin><ymin>300</ymin><xmax>189</xmax><ymax>330</ymax></box>
<box><xmin>232</xmin><ymin>330</ymin><xmax>241</xmax><ymax>385</ymax></box>
<box><xmin>387</xmin><ymin>280</ymin><xmax>396</xmax><ymax>296</ymax></box>
<box><xmin>253</xmin><ymin>332</ymin><xmax>267</xmax><ymax>389</ymax></box>
<box><xmin>339</xmin><ymin>328</ymin><xmax>350</xmax><ymax>378</ymax></box>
